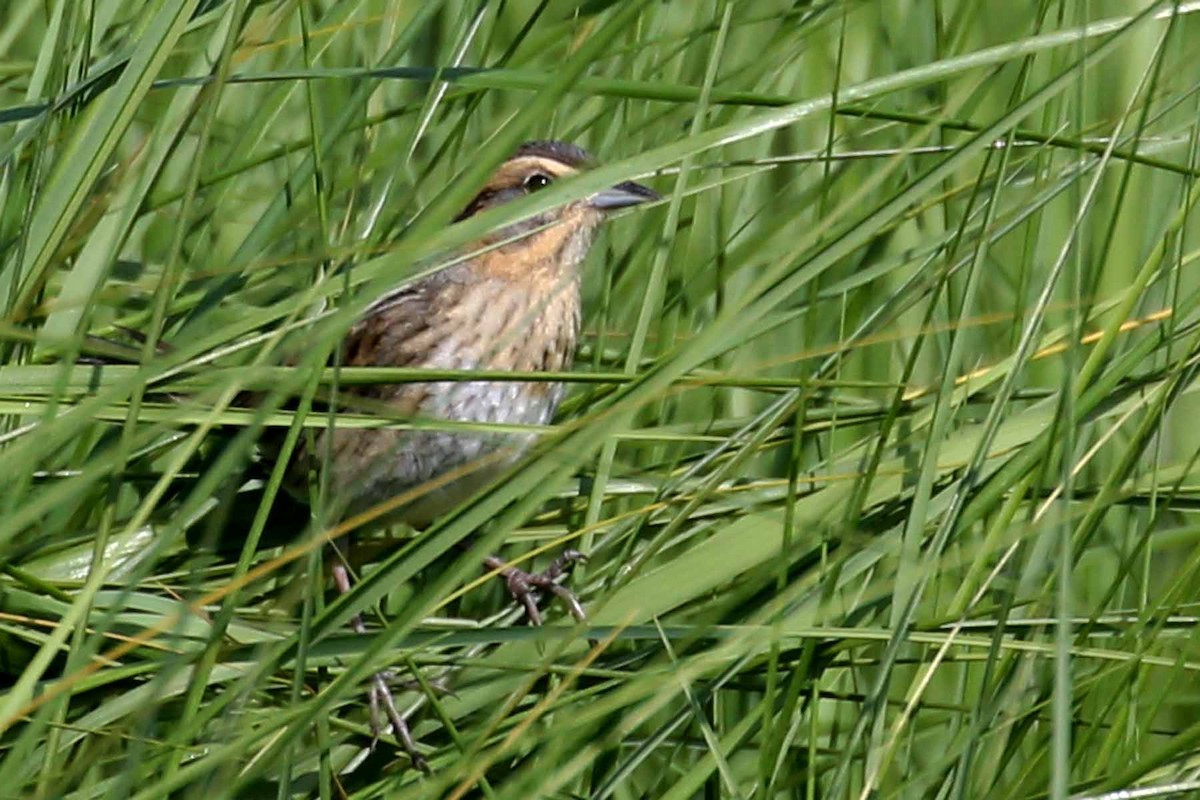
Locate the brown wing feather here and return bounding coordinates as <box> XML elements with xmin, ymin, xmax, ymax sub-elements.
<box><xmin>264</xmin><ymin>282</ymin><xmax>445</xmax><ymax>503</ymax></box>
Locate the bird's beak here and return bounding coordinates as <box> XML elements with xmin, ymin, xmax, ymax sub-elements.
<box><xmin>589</xmin><ymin>180</ymin><xmax>661</xmax><ymax>211</ymax></box>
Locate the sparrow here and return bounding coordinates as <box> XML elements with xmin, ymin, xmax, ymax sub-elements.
<box><xmin>300</xmin><ymin>140</ymin><xmax>659</xmax><ymax>765</ymax></box>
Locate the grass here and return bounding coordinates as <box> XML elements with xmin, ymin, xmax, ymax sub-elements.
<box><xmin>3</xmin><ymin>0</ymin><xmax>1200</xmax><ymax>797</ymax></box>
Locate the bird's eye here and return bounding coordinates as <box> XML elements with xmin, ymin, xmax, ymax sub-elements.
<box><xmin>523</xmin><ymin>172</ymin><xmax>552</xmax><ymax>192</ymax></box>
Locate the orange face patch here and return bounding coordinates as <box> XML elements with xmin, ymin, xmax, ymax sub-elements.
<box><xmin>473</xmin><ymin>204</ymin><xmax>598</xmax><ymax>282</ymax></box>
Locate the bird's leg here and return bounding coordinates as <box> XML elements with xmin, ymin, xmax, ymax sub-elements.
<box><xmin>482</xmin><ymin>549</ymin><xmax>588</xmax><ymax>625</ymax></box>
<box><xmin>330</xmin><ymin>561</ymin><xmax>428</xmax><ymax>772</ymax></box>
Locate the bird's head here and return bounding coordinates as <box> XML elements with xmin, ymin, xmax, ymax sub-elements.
<box><xmin>455</xmin><ymin>140</ymin><xmax>659</xmax><ymax>280</ymax></box>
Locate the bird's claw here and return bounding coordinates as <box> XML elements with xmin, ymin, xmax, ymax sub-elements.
<box><xmin>338</xmin><ymin>564</ymin><xmax>429</xmax><ymax>771</ymax></box>
<box><xmin>486</xmin><ymin>549</ymin><xmax>588</xmax><ymax>626</ymax></box>
<box><xmin>367</xmin><ymin>672</ymin><xmax>429</xmax><ymax>773</ymax></box>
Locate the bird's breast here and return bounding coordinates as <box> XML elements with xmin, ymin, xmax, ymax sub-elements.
<box><xmin>325</xmin><ymin>276</ymin><xmax>581</xmax><ymax>524</ymax></box>
<box><xmin>427</xmin><ymin>275</ymin><xmax>580</xmax><ymax>418</ymax></box>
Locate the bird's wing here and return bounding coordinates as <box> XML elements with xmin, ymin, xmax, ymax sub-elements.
<box><xmin>337</xmin><ymin>281</ymin><xmax>456</xmax><ymax>417</ymax></box>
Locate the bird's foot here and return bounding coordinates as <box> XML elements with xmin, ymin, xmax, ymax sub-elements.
<box><xmin>333</xmin><ymin>563</ymin><xmax>434</xmax><ymax>771</ymax></box>
<box><xmin>366</xmin><ymin>671</ymin><xmax>430</xmax><ymax>773</ymax></box>
<box><xmin>483</xmin><ymin>549</ymin><xmax>587</xmax><ymax>625</ymax></box>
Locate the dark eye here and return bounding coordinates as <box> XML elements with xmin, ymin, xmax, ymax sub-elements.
<box><xmin>523</xmin><ymin>172</ymin><xmax>552</xmax><ymax>191</ymax></box>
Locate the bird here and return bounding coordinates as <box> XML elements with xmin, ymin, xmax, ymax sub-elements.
<box><xmin>294</xmin><ymin>140</ymin><xmax>659</xmax><ymax>766</ymax></box>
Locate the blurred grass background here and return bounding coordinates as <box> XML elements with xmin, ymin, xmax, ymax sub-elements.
<box><xmin>3</xmin><ymin>0</ymin><xmax>1200</xmax><ymax>797</ymax></box>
